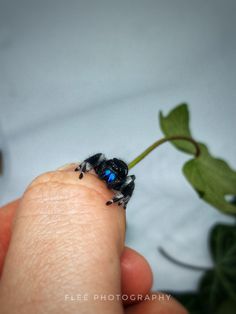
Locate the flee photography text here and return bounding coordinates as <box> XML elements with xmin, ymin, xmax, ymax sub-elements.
<box><xmin>64</xmin><ymin>293</ymin><xmax>171</xmax><ymax>302</ymax></box>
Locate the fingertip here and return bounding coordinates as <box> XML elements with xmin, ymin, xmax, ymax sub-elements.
<box><xmin>125</xmin><ymin>293</ymin><xmax>189</xmax><ymax>314</ymax></box>
<box><xmin>121</xmin><ymin>247</ymin><xmax>153</xmax><ymax>303</ymax></box>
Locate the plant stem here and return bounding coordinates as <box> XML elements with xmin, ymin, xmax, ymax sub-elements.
<box><xmin>128</xmin><ymin>136</ymin><xmax>200</xmax><ymax>170</ymax></box>
<box><xmin>158</xmin><ymin>247</ymin><xmax>210</xmax><ymax>271</ymax></box>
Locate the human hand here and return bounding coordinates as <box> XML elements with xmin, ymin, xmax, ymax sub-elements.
<box><xmin>0</xmin><ymin>164</ymin><xmax>187</xmax><ymax>313</ymax></box>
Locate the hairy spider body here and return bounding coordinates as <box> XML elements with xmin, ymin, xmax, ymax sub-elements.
<box><xmin>75</xmin><ymin>153</ymin><xmax>135</xmax><ymax>209</ymax></box>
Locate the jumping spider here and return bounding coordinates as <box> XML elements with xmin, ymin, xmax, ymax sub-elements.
<box><xmin>75</xmin><ymin>153</ymin><xmax>135</xmax><ymax>209</ymax></box>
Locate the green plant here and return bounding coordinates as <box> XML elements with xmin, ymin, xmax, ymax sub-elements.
<box><xmin>129</xmin><ymin>104</ymin><xmax>236</xmax><ymax>314</ymax></box>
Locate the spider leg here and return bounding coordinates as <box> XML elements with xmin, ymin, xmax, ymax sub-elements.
<box><xmin>106</xmin><ymin>191</ymin><xmax>124</xmax><ymax>206</ymax></box>
<box><xmin>75</xmin><ymin>153</ymin><xmax>106</xmax><ymax>179</ymax></box>
<box><xmin>106</xmin><ymin>175</ymin><xmax>135</xmax><ymax>209</ymax></box>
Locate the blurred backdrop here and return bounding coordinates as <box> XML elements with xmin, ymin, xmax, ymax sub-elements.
<box><xmin>0</xmin><ymin>0</ymin><xmax>235</xmax><ymax>292</ymax></box>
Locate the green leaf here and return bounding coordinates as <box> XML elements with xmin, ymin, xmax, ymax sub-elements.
<box><xmin>183</xmin><ymin>144</ymin><xmax>236</xmax><ymax>215</ymax></box>
<box><xmin>183</xmin><ymin>144</ymin><xmax>236</xmax><ymax>214</ymax></box>
<box><xmin>198</xmin><ymin>224</ymin><xmax>236</xmax><ymax>313</ymax></box>
<box><xmin>210</xmin><ymin>224</ymin><xmax>236</xmax><ymax>301</ymax></box>
<box><xmin>199</xmin><ymin>270</ymin><xmax>228</xmax><ymax>313</ymax></box>
<box><xmin>159</xmin><ymin>103</ymin><xmax>196</xmax><ymax>155</ymax></box>
<box><xmin>159</xmin><ymin>104</ymin><xmax>236</xmax><ymax>215</ymax></box>
<box><xmin>216</xmin><ymin>299</ymin><xmax>236</xmax><ymax>314</ymax></box>
<box><xmin>172</xmin><ymin>293</ymin><xmax>203</xmax><ymax>314</ymax></box>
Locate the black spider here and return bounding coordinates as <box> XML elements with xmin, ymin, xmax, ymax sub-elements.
<box><xmin>75</xmin><ymin>153</ymin><xmax>135</xmax><ymax>209</ymax></box>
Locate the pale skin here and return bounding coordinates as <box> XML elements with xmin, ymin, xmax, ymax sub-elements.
<box><xmin>0</xmin><ymin>164</ymin><xmax>188</xmax><ymax>313</ymax></box>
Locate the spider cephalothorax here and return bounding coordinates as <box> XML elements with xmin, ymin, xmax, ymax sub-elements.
<box><xmin>75</xmin><ymin>153</ymin><xmax>135</xmax><ymax>209</ymax></box>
